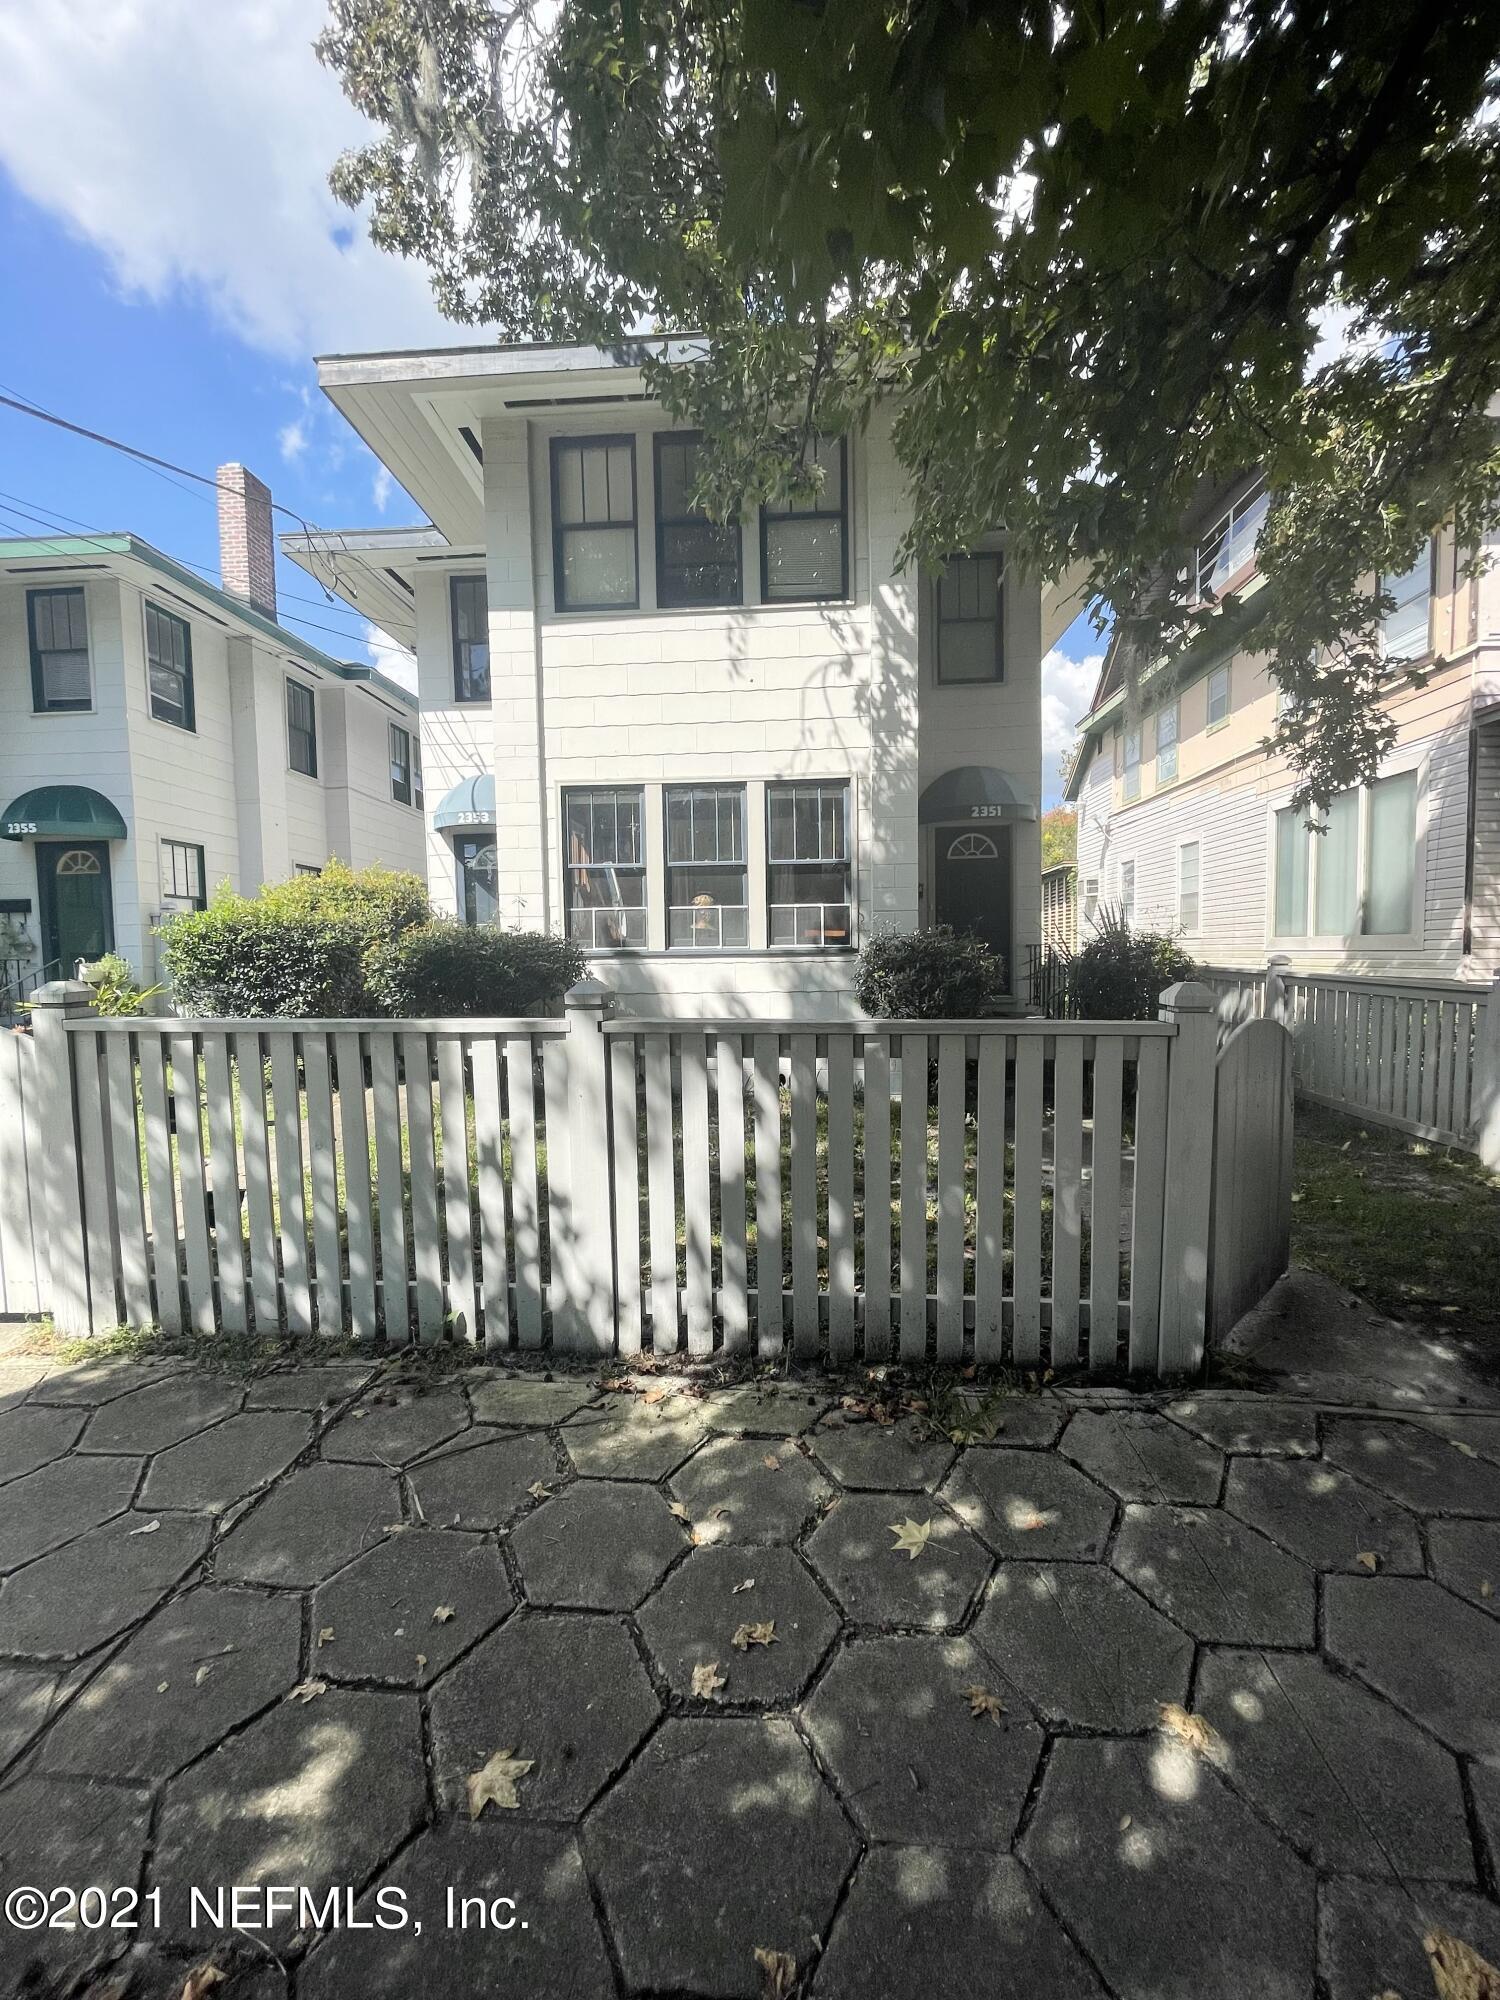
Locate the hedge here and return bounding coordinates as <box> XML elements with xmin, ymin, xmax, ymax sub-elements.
<box><xmin>365</xmin><ymin>922</ymin><xmax>586</xmax><ymax>1018</ymax></box>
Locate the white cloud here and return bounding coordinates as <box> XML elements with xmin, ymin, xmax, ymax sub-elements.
<box><xmin>0</xmin><ymin>0</ymin><xmax>455</xmax><ymax>358</ymax></box>
<box><xmin>1040</xmin><ymin>645</ymin><xmax>1103</xmax><ymax>803</ymax></box>
<box><xmin>372</xmin><ymin>465</ymin><xmax>393</xmax><ymax>513</ymax></box>
<box><xmin>364</xmin><ymin>620</ymin><xmax>417</xmax><ymax>694</ymax></box>
<box><xmin>278</xmin><ymin>418</ymin><xmax>309</xmax><ymax>463</ymax></box>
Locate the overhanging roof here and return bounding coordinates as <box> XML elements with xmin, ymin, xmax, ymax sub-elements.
<box><xmin>280</xmin><ymin>525</ymin><xmax>452</xmax><ymax>652</ymax></box>
<box><xmin>919</xmin><ymin>766</ymin><xmax>1037</xmax><ymax>823</ymax></box>
<box><xmin>432</xmin><ymin>773</ymin><xmax>496</xmax><ymax>831</ymax></box>
<box><xmin>2</xmin><ymin>784</ymin><xmax>127</xmax><ymax>842</ymax></box>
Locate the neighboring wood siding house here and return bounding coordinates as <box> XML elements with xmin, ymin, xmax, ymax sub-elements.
<box><xmin>285</xmin><ymin>339</ymin><xmax>1082</xmax><ymax>1017</ymax></box>
<box><xmin>1066</xmin><ymin>478</ymin><xmax>1500</xmax><ymax>982</ymax></box>
<box><xmin>0</xmin><ymin>467</ymin><xmax>425</xmax><ymax>991</ymax></box>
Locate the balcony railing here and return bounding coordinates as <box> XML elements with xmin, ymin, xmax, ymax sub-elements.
<box><xmin>1190</xmin><ymin>478</ymin><xmax>1268</xmax><ymax>601</ymax></box>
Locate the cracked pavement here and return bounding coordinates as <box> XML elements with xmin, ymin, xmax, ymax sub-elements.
<box><xmin>0</xmin><ymin>1345</ymin><xmax>1497</xmax><ymax>1998</ymax></box>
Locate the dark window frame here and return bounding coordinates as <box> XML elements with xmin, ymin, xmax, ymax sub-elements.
<box><xmin>653</xmin><ymin>431</ymin><xmax>742</xmax><ymax>609</ymax></box>
<box><xmin>159</xmin><ymin>838</ymin><xmax>207</xmax><ymax>913</ymax></box>
<box><xmin>286</xmin><ymin>678</ymin><xmax>318</xmax><ymax>778</ymax></box>
<box><xmin>759</xmin><ymin>437</ymin><xmax>849</xmax><ymax>604</ymax></box>
<box><xmin>562</xmin><ymin>784</ymin><xmax>648</xmax><ymax>951</ymax></box>
<box><xmin>765</xmin><ymin>778</ymin><xmax>853</xmax><ymax>949</ymax></box>
<box><xmin>27</xmin><ymin>586</ymin><xmax>92</xmax><ymax>713</ymax></box>
<box><xmin>449</xmin><ymin>573</ymin><xmax>490</xmax><ymax>702</ymax></box>
<box><xmin>454</xmin><ymin>833</ymin><xmax>498</xmax><ymax>927</ymax></box>
<box><xmin>664</xmin><ymin>783</ymin><xmax>749</xmax><ymax>951</ymax></box>
<box><xmin>145</xmin><ymin>600</ymin><xmax>195</xmax><ymax>733</ymax></box>
<box><xmin>934</xmin><ymin>552</ymin><xmax>1004</xmax><ymax>684</ymax></box>
<box><xmin>550</xmin><ymin>433</ymin><xmax>640</xmax><ymax>613</ymax></box>
<box><xmin>390</xmin><ymin>721</ymin><xmax>413</xmax><ymax>806</ymax></box>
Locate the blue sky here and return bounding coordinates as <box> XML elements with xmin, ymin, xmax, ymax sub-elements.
<box><xmin>0</xmin><ymin>0</ymin><xmax>1101</xmax><ymax>803</ymax></box>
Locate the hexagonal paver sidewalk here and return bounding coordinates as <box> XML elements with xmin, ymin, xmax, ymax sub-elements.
<box><xmin>0</xmin><ymin>1347</ymin><xmax>1497</xmax><ymax>1999</ymax></box>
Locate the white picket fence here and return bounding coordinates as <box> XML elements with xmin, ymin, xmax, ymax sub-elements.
<box><xmin>0</xmin><ymin>1033</ymin><xmax>44</xmax><ymax>1317</ymax></box>
<box><xmin>1203</xmin><ymin>960</ymin><xmax>1500</xmax><ymax>1163</ymax></box>
<box><xmin>5</xmin><ymin>977</ymin><xmax>1292</xmax><ymax>1377</ymax></box>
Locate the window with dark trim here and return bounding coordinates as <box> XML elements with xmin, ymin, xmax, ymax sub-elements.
<box><xmin>551</xmin><ymin>435</ymin><xmax>638</xmax><ymax>611</ymax></box>
<box><xmin>455</xmin><ymin>834</ymin><xmax>498</xmax><ymax>926</ymax></box>
<box><xmin>27</xmin><ymin>587</ymin><xmax>91</xmax><ymax>711</ymax></box>
<box><xmin>450</xmin><ymin>574</ymin><xmax>490</xmax><ymax>701</ymax></box>
<box><xmin>294</xmin><ymin>863</ymin><xmax>322</xmax><ymax>877</ymax></box>
<box><xmin>935</xmin><ymin>553</ymin><xmax>1003</xmax><ymax>682</ymax></box>
<box><xmin>654</xmin><ymin>432</ymin><xmax>741</xmax><ymax>608</ymax></box>
<box><xmin>564</xmin><ymin>786</ymin><xmax>647</xmax><ymax>947</ymax></box>
<box><xmin>146</xmin><ymin>602</ymin><xmax>195</xmax><ymax>731</ymax></box>
<box><xmin>666</xmin><ymin>785</ymin><xmax>747</xmax><ymax>948</ymax></box>
<box><xmin>287</xmin><ymin>678</ymin><xmax>317</xmax><ymax>777</ymax></box>
<box><xmin>412</xmin><ymin>735</ymin><xmax>424</xmax><ymax>812</ymax></box>
<box><xmin>767</xmin><ymin>780</ymin><xmax>851</xmax><ymax>946</ymax></box>
<box><xmin>159</xmin><ymin>839</ymin><xmax>206</xmax><ymax>913</ymax></box>
<box><xmin>760</xmin><ymin>437</ymin><xmax>848</xmax><ymax>602</ymax></box>
<box><xmin>390</xmin><ymin>722</ymin><xmax>414</xmax><ymax>805</ymax></box>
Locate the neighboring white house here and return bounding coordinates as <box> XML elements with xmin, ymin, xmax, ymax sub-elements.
<box><xmin>1066</xmin><ymin>475</ymin><xmax>1500</xmax><ymax>982</ymax></box>
<box><xmin>284</xmin><ymin>338</ymin><xmax>1084</xmax><ymax>1017</ymax></box>
<box><xmin>0</xmin><ymin>466</ymin><xmax>425</xmax><ymax>997</ymax></box>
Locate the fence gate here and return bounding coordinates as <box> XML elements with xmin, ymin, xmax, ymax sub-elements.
<box><xmin>1210</xmin><ymin>1017</ymin><xmax>1294</xmax><ymax>1337</ymax></box>
<box><xmin>0</xmin><ymin>1031</ymin><xmax>45</xmax><ymax>1317</ymax></box>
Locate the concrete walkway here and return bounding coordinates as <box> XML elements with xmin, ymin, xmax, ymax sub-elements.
<box><xmin>0</xmin><ymin>1323</ymin><xmax>1497</xmax><ymax>1998</ymax></box>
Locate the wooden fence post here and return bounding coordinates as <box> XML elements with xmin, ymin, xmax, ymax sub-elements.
<box><xmin>552</xmin><ymin>978</ymin><xmax>618</xmax><ymax>1353</ymax></box>
<box><xmin>28</xmin><ymin>980</ymin><xmax>96</xmax><ymax>1339</ymax></box>
<box><xmin>1157</xmin><ymin>979</ymin><xmax>1217</xmax><ymax>1375</ymax></box>
<box><xmin>1264</xmin><ymin>952</ymin><xmax>1293</xmax><ymax>1025</ymax></box>
<box><xmin>1474</xmin><ymin>973</ymin><xmax>1500</xmax><ymax>1172</ymax></box>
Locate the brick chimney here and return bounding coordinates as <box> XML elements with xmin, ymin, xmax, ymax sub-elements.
<box><xmin>217</xmin><ymin>463</ymin><xmax>277</xmax><ymax>620</ymax></box>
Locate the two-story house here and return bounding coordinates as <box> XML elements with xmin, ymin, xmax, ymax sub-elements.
<box><xmin>284</xmin><ymin>338</ymin><xmax>1080</xmax><ymax>1017</ymax></box>
<box><xmin>0</xmin><ymin>466</ymin><xmax>426</xmax><ymax>997</ymax></box>
<box><xmin>1065</xmin><ymin>477</ymin><xmax>1500</xmax><ymax>982</ymax></box>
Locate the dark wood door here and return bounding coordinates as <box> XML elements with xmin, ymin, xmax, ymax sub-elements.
<box><xmin>933</xmin><ymin>825</ymin><xmax>1012</xmax><ymax>981</ymax></box>
<box><xmin>36</xmin><ymin>842</ymin><xmax>114</xmax><ymax>972</ymax></box>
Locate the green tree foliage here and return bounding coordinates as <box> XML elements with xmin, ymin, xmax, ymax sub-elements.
<box><xmin>365</xmin><ymin>921</ymin><xmax>586</xmax><ymax>1016</ymax></box>
<box><xmin>320</xmin><ymin>0</ymin><xmax>1500</xmax><ymax>809</ymax></box>
<box><xmin>1067</xmin><ymin>913</ymin><xmax>1197</xmax><ymax>1022</ymax></box>
<box><xmin>855</xmin><ymin>925</ymin><xmax>1008</xmax><ymax>1018</ymax></box>
<box><xmin>1040</xmin><ymin>807</ymin><xmax>1077</xmax><ymax>873</ymax></box>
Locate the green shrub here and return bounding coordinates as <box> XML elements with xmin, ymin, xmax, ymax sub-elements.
<box><xmin>1069</xmin><ymin>911</ymin><xmax>1197</xmax><ymax>1021</ymax></box>
<box><xmin>80</xmin><ymin>953</ymin><xmax>163</xmax><ymax>1018</ymax></box>
<box><xmin>854</xmin><ymin>926</ymin><xmax>1008</xmax><ymax>1019</ymax></box>
<box><xmin>365</xmin><ymin>922</ymin><xmax>586</xmax><ymax>1018</ymax></box>
<box><xmin>159</xmin><ymin>861</ymin><xmax>430</xmax><ymax>1018</ymax></box>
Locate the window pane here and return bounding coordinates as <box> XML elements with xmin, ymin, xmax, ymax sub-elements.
<box><xmin>42</xmin><ymin>650</ymin><xmax>90</xmax><ymax>707</ymax></box>
<box><xmin>556</xmin><ymin>446</ymin><xmax>585</xmax><ymax>525</ymax></box>
<box><xmin>657</xmin><ymin>438</ymin><xmax>690</xmax><ymax>517</ymax></box>
<box><xmin>606</xmin><ymin>446</ymin><xmax>633</xmax><ymax>522</ymax></box>
<box><xmin>1274</xmin><ymin>808</ymin><xmax>1308</xmax><ymax>936</ymax></box>
<box><xmin>561</xmin><ymin>526</ymin><xmax>636</xmax><ymax>607</ymax></box>
<box><xmin>1119</xmin><ymin>861</ymin><xmax>1135</xmax><ymax>924</ymax></box>
<box><xmin>1179</xmin><ymin>842</ymin><xmax>1200</xmax><ymax>931</ymax></box>
<box><xmin>452</xmin><ymin>575</ymin><xmax>490</xmax><ymax>700</ymax></box>
<box><xmin>458</xmin><ymin>838</ymin><xmax>498</xmax><ymax>927</ymax></box>
<box><xmin>939</xmin><ymin>620</ymin><xmax>997</xmax><ymax>682</ymax></box>
<box><xmin>1207</xmin><ymin>666</ymin><xmax>1230</xmax><ymax>725</ymax></box>
<box><xmin>1365</xmin><ymin>771</ymin><xmax>1417</xmax><ymax>934</ymax></box>
<box><xmin>768</xmin><ymin>788</ymin><xmax>794</xmax><ymax>861</ymax></box>
<box><xmin>660</xmin><ymin>522</ymin><xmax>739</xmax><ymax>606</ymax></box>
<box><xmin>1315</xmin><ymin>792</ymin><xmax>1358</xmax><ymax>935</ymax></box>
<box><xmin>768</xmin><ymin>863</ymin><xmax>848</xmax><ymax>905</ymax></box>
<box><xmin>764</xmin><ymin>517</ymin><xmax>842</xmax><ymax>599</ymax></box>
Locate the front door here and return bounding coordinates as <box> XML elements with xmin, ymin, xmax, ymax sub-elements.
<box><xmin>934</xmin><ymin>825</ymin><xmax>1013</xmax><ymax>982</ymax></box>
<box><xmin>36</xmin><ymin>842</ymin><xmax>114</xmax><ymax>973</ymax></box>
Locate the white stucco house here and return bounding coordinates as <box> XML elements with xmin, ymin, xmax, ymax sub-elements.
<box><xmin>284</xmin><ymin>338</ymin><xmax>1081</xmax><ymax>1017</ymax></box>
<box><xmin>0</xmin><ymin>466</ymin><xmax>426</xmax><ymax>1005</ymax></box>
<box><xmin>1066</xmin><ymin>477</ymin><xmax>1500</xmax><ymax>981</ymax></box>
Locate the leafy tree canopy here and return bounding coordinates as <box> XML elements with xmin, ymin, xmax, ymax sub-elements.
<box><xmin>1041</xmin><ymin>807</ymin><xmax>1078</xmax><ymax>873</ymax></box>
<box><xmin>319</xmin><ymin>0</ymin><xmax>1500</xmax><ymax>809</ymax></box>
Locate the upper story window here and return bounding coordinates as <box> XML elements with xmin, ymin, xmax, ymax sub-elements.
<box><xmin>160</xmin><ymin>839</ymin><xmax>206</xmax><ymax>914</ymax></box>
<box><xmin>450</xmin><ymin>574</ymin><xmax>490</xmax><ymax>702</ymax></box>
<box><xmin>287</xmin><ymin>678</ymin><xmax>317</xmax><ymax>777</ymax></box>
<box><xmin>1273</xmin><ymin>769</ymin><xmax>1418</xmax><ymax>940</ymax></box>
<box><xmin>1122</xmin><ymin>726</ymin><xmax>1142</xmax><ymax>802</ymax></box>
<box><xmin>767</xmin><ymin>780</ymin><xmax>851</xmax><ymax>947</ymax></box>
<box><xmin>564</xmin><ymin>786</ymin><xmax>647</xmax><ymax>948</ymax></box>
<box><xmin>761</xmin><ymin>437</ymin><xmax>847</xmax><ymax>603</ymax></box>
<box><xmin>390</xmin><ymin>723</ymin><xmax>414</xmax><ymax>805</ymax></box>
<box><xmin>1206</xmin><ymin>663</ymin><xmax>1231</xmax><ymax>730</ymax></box>
<box><xmin>27</xmin><ymin>587</ymin><xmax>91</xmax><ymax>712</ymax></box>
<box><xmin>1193</xmin><ymin>477</ymin><xmax>1268</xmax><ymax>600</ymax></box>
<box><xmin>1155</xmin><ymin>700</ymin><xmax>1179</xmax><ymax>785</ymax></box>
<box><xmin>666</xmin><ymin>785</ymin><xmax>747</xmax><ymax>949</ymax></box>
<box><xmin>551</xmin><ymin>436</ymin><xmax>638</xmax><ymax>612</ymax></box>
<box><xmin>936</xmin><ymin>553</ymin><xmax>1003</xmax><ymax>683</ymax></box>
<box><xmin>1178</xmin><ymin>841</ymin><xmax>1201</xmax><ymax>933</ymax></box>
<box><xmin>146</xmin><ymin>602</ymin><xmax>195</xmax><ymax>732</ymax></box>
<box><xmin>412</xmin><ymin>736</ymin><xmax>424</xmax><ymax>812</ymax></box>
<box><xmin>654</xmin><ymin>433</ymin><xmax>742</xmax><ymax>608</ymax></box>
<box><xmin>1381</xmin><ymin>540</ymin><xmax>1433</xmax><ymax>661</ymax></box>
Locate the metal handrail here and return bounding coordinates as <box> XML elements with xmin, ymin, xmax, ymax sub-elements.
<box><xmin>0</xmin><ymin>958</ymin><xmax>62</xmax><ymax>1027</ymax></box>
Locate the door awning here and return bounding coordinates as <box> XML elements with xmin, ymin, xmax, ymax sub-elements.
<box><xmin>1</xmin><ymin>785</ymin><xmax>128</xmax><ymax>842</ymax></box>
<box><xmin>918</xmin><ymin>766</ymin><xmax>1037</xmax><ymax>824</ymax></box>
<box><xmin>432</xmin><ymin>774</ymin><xmax>496</xmax><ymax>832</ymax></box>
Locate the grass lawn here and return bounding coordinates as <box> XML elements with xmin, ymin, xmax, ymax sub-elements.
<box><xmin>1291</xmin><ymin>1103</ymin><xmax>1500</xmax><ymax>1366</ymax></box>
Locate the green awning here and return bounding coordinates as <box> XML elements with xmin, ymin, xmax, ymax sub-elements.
<box><xmin>919</xmin><ymin>766</ymin><xmax>1036</xmax><ymax>824</ymax></box>
<box><xmin>432</xmin><ymin>773</ymin><xmax>496</xmax><ymax>832</ymax></box>
<box><xmin>1</xmin><ymin>785</ymin><xmax>127</xmax><ymax>842</ymax></box>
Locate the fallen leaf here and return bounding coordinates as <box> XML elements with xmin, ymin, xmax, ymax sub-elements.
<box><xmin>1158</xmin><ymin>1703</ymin><xmax>1225</xmax><ymax>1762</ymax></box>
<box><xmin>318</xmin><ymin>1626</ymin><xmax>336</xmax><ymax>1646</ymax></box>
<box><xmin>732</xmin><ymin>1578</ymin><xmax>756</xmax><ymax>1594</ymax></box>
<box><xmin>157</xmin><ymin>1681</ymin><xmax>169</xmax><ymax>1694</ymax></box>
<box><xmin>128</xmin><ymin>1519</ymin><xmax>161</xmax><ymax>1537</ymax></box>
<box><xmin>1014</xmin><ymin>1508</ymin><xmax>1050</xmax><ymax>1534</ymax></box>
<box><xmin>642</xmin><ymin>1386</ymin><xmax>671</xmax><ymax>1406</ymax></box>
<box><xmin>1452</xmin><ymin>1441</ymin><xmax>1480</xmax><ymax>1460</ymax></box>
<box><xmin>763</xmin><ymin>1454</ymin><xmax>781</xmax><ymax>1472</ymax></box>
<box><xmin>1356</xmin><ymin>1551</ymin><xmax>1380</xmax><ymax>1573</ymax></box>
<box><xmin>287</xmin><ymin>1679</ymin><xmax>328</xmax><ymax>1704</ymax></box>
<box><xmin>1119</xmin><ymin>1814</ymin><xmax>1132</xmax><ymax>1831</ymax></box>
<box><xmin>433</xmin><ymin>1605</ymin><xmax>456</xmax><ymax>1624</ymax></box>
<box><xmin>416</xmin><ymin>1651</ymin><xmax>428</xmax><ymax>1671</ymax></box>
<box><xmin>527</xmin><ymin>1481</ymin><xmax>551</xmax><ymax>1501</ymax></box>
<box><xmin>669</xmin><ymin>1501</ymin><xmax>691</xmax><ymax>1521</ymax></box>
<box><xmin>179</xmin><ymin>1963</ymin><xmax>227</xmax><ymax>2000</ymax></box>
<box><xmin>194</xmin><ymin>1665</ymin><xmax>211</xmax><ymax>1687</ymax></box>
<box><xmin>692</xmin><ymin>1661</ymin><xmax>728</xmax><ymax>1698</ymax></box>
<box><xmin>466</xmin><ymin>1747</ymin><xmax>534</xmax><ymax>1818</ymax></box>
<box><xmin>889</xmin><ymin>1518</ymin><xmax>934</xmax><ymax>1561</ymax></box>
<box><xmin>962</xmin><ymin>1684</ymin><xmax>1005</xmax><ymax>1723</ymax></box>
<box><xmin>732</xmin><ymin>1621</ymin><xmax>777</xmax><ymax>1651</ymax></box>
<box><xmin>1425</xmin><ymin>1926</ymin><xmax>1500</xmax><ymax>1999</ymax></box>
<box><xmin>1481</xmin><ymin>1580</ymin><xmax>1493</xmax><ymax>1600</ymax></box>
<box><xmin>753</xmin><ymin>1946</ymin><xmax>798</xmax><ymax>1998</ymax></box>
